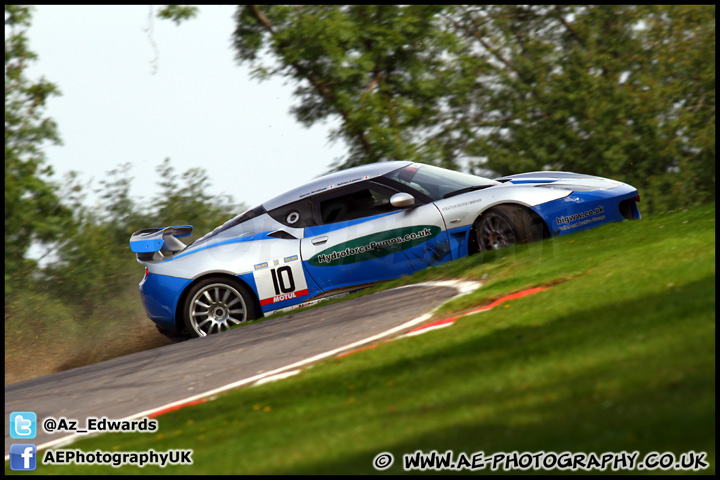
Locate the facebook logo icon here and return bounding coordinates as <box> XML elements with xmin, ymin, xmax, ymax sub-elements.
<box><xmin>10</xmin><ymin>444</ymin><xmax>37</xmax><ymax>471</ymax></box>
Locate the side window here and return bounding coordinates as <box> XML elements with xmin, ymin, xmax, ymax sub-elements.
<box><xmin>318</xmin><ymin>184</ymin><xmax>395</xmax><ymax>225</ymax></box>
<box><xmin>267</xmin><ymin>199</ymin><xmax>315</xmax><ymax>228</ymax></box>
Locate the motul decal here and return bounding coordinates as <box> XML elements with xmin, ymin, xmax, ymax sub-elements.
<box><xmin>253</xmin><ymin>259</ymin><xmax>309</xmax><ymax>306</ymax></box>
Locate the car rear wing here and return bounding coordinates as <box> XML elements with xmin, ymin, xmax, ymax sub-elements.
<box><xmin>129</xmin><ymin>225</ymin><xmax>193</xmax><ymax>262</ymax></box>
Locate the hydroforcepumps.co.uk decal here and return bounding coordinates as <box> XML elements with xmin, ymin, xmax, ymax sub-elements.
<box><xmin>308</xmin><ymin>225</ymin><xmax>442</xmax><ymax>267</ymax></box>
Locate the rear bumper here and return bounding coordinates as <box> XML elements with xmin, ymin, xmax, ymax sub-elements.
<box><xmin>139</xmin><ymin>273</ymin><xmax>193</xmax><ymax>330</ymax></box>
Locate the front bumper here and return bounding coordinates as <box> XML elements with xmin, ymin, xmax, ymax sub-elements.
<box><xmin>532</xmin><ymin>184</ymin><xmax>640</xmax><ymax>237</ymax></box>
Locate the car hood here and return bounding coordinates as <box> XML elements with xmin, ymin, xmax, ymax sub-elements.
<box><xmin>496</xmin><ymin>171</ymin><xmax>624</xmax><ymax>191</ymax></box>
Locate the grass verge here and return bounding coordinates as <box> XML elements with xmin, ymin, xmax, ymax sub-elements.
<box><xmin>7</xmin><ymin>203</ymin><xmax>715</xmax><ymax>474</ymax></box>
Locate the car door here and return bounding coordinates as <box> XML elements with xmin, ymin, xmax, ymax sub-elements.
<box><xmin>254</xmin><ymin>198</ymin><xmax>320</xmax><ymax>312</ymax></box>
<box><xmin>300</xmin><ymin>181</ymin><xmax>452</xmax><ymax>292</ymax></box>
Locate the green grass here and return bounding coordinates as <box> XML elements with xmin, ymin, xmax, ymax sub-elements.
<box><xmin>7</xmin><ymin>203</ymin><xmax>715</xmax><ymax>474</ymax></box>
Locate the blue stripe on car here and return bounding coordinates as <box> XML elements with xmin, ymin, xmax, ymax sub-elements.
<box><xmin>304</xmin><ymin>211</ymin><xmax>400</xmax><ymax>237</ymax></box>
<box><xmin>160</xmin><ymin>231</ymin><xmax>276</xmax><ymax>262</ymax></box>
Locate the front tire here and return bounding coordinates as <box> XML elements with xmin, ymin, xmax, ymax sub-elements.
<box><xmin>474</xmin><ymin>205</ymin><xmax>543</xmax><ymax>251</ymax></box>
<box><xmin>182</xmin><ymin>277</ymin><xmax>257</xmax><ymax>337</ymax></box>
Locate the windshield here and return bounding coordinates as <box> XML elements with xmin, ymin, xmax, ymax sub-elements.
<box><xmin>384</xmin><ymin>164</ymin><xmax>498</xmax><ymax>200</ymax></box>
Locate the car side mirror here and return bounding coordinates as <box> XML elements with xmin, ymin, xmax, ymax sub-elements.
<box><xmin>390</xmin><ymin>192</ymin><xmax>415</xmax><ymax>208</ymax></box>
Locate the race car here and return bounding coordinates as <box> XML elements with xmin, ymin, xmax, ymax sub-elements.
<box><xmin>130</xmin><ymin>161</ymin><xmax>640</xmax><ymax>338</ymax></box>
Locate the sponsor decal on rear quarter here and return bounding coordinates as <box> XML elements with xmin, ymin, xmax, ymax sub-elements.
<box><xmin>253</xmin><ymin>257</ymin><xmax>310</xmax><ymax>306</ymax></box>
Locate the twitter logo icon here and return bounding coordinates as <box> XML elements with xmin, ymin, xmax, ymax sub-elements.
<box><xmin>10</xmin><ymin>412</ymin><xmax>37</xmax><ymax>439</ymax></box>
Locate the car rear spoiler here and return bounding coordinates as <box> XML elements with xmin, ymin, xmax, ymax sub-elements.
<box><xmin>129</xmin><ymin>225</ymin><xmax>193</xmax><ymax>262</ymax></box>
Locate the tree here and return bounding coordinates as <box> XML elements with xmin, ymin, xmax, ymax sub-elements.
<box><xmin>639</xmin><ymin>5</ymin><xmax>715</xmax><ymax>207</ymax></box>
<box><xmin>231</xmin><ymin>5</ymin><xmax>482</xmax><ymax>170</ymax></box>
<box><xmin>5</xmin><ymin>5</ymin><xmax>70</xmax><ymax>290</ymax></box>
<box><xmin>151</xmin><ymin>158</ymin><xmax>240</xmax><ymax>233</ymax></box>
<box><xmin>161</xmin><ymin>5</ymin><xmax>714</xmax><ymax>212</ymax></box>
<box><xmin>450</xmin><ymin>5</ymin><xmax>715</xmax><ymax>212</ymax></box>
<box><xmin>43</xmin><ymin>160</ymin><xmax>245</xmax><ymax>310</ymax></box>
<box><xmin>159</xmin><ymin>5</ymin><xmax>505</xmax><ymax>170</ymax></box>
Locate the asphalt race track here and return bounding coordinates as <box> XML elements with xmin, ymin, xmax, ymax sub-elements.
<box><xmin>5</xmin><ymin>281</ymin><xmax>475</xmax><ymax>457</ymax></box>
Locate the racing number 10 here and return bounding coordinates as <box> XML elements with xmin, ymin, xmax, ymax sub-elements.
<box><xmin>270</xmin><ymin>266</ymin><xmax>295</xmax><ymax>295</ymax></box>
<box><xmin>254</xmin><ymin>258</ymin><xmax>309</xmax><ymax>307</ymax></box>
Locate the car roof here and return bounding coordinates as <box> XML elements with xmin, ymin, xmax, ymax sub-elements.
<box><xmin>262</xmin><ymin>161</ymin><xmax>412</xmax><ymax>210</ymax></box>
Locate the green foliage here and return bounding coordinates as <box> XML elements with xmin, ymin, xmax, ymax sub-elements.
<box><xmin>233</xmin><ymin>5</ymin><xmax>470</xmax><ymax>170</ymax></box>
<box><xmin>4</xmin><ymin>7</ymin><xmax>248</xmax><ymax>379</ymax></box>
<box><xmin>455</xmin><ymin>5</ymin><xmax>715</xmax><ymax>214</ymax></box>
<box><xmin>42</xmin><ymin>160</ymin><xmax>245</xmax><ymax>311</ymax></box>
<box><xmin>5</xmin><ymin>158</ymin><xmax>243</xmax><ymax>382</ymax></box>
<box><xmin>5</xmin><ymin>5</ymin><xmax>70</xmax><ymax>291</ymax></box>
<box><xmin>227</xmin><ymin>5</ymin><xmax>714</xmax><ymax>212</ymax></box>
<box><xmin>157</xmin><ymin>5</ymin><xmax>199</xmax><ymax>25</ymax></box>
<box><xmin>152</xmin><ymin>158</ymin><xmax>238</xmax><ymax>233</ymax></box>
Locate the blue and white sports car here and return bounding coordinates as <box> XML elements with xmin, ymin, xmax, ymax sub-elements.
<box><xmin>130</xmin><ymin>161</ymin><xmax>640</xmax><ymax>338</ymax></box>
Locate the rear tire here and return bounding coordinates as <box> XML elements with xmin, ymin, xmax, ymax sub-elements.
<box><xmin>182</xmin><ymin>277</ymin><xmax>258</xmax><ymax>337</ymax></box>
<box><xmin>473</xmin><ymin>205</ymin><xmax>543</xmax><ymax>252</ymax></box>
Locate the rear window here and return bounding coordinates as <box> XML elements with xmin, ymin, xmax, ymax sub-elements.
<box><xmin>267</xmin><ymin>199</ymin><xmax>315</xmax><ymax>228</ymax></box>
<box><xmin>190</xmin><ymin>205</ymin><xmax>267</xmax><ymax>246</ymax></box>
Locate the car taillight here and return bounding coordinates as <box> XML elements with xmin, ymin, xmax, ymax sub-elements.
<box><xmin>144</xmin><ymin>267</ymin><xmax>149</xmax><ymax>280</ymax></box>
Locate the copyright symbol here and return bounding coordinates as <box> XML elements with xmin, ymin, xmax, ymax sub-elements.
<box><xmin>43</xmin><ymin>418</ymin><xmax>56</xmax><ymax>433</ymax></box>
<box><xmin>373</xmin><ymin>452</ymin><xmax>394</xmax><ymax>471</ymax></box>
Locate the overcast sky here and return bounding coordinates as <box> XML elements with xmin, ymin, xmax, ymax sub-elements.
<box><xmin>24</xmin><ymin>5</ymin><xmax>348</xmax><ymax>211</ymax></box>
